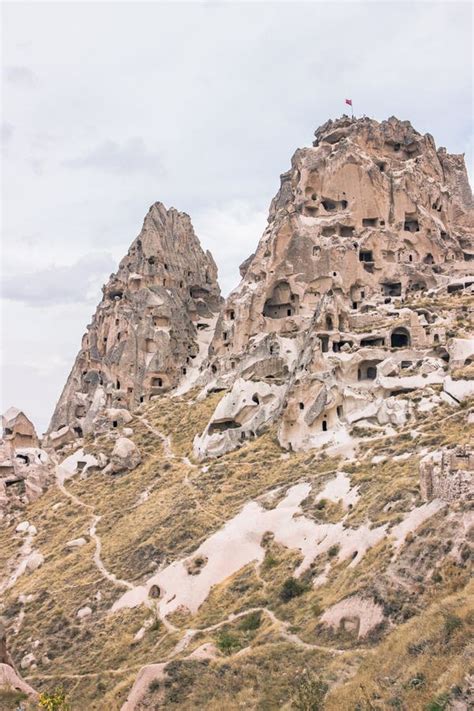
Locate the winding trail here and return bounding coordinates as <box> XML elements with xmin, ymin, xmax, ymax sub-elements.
<box><xmin>55</xmin><ymin>461</ymin><xmax>134</xmax><ymax>592</ymax></box>
<box><xmin>26</xmin><ymin>417</ymin><xmax>391</xmax><ymax>709</ymax></box>
<box><xmin>137</xmin><ymin>415</ymin><xmax>223</xmax><ymax>524</ymax></box>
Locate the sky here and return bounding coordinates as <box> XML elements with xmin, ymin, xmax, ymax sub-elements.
<box><xmin>1</xmin><ymin>0</ymin><xmax>472</xmax><ymax>434</ymax></box>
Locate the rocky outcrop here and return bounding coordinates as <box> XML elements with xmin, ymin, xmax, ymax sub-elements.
<box><xmin>48</xmin><ymin>203</ymin><xmax>222</xmax><ymax>441</ymax></box>
<box><xmin>420</xmin><ymin>446</ymin><xmax>473</xmax><ymax>501</ymax></box>
<box><xmin>193</xmin><ymin>116</ymin><xmax>474</xmax><ymax>457</ymax></box>
<box><xmin>1</xmin><ymin>408</ymin><xmax>38</xmax><ymax>454</ymax></box>
<box><xmin>107</xmin><ymin>437</ymin><xmax>141</xmax><ymax>475</ymax></box>
<box><xmin>0</xmin><ymin>409</ymin><xmax>53</xmax><ymax>518</ymax></box>
<box><xmin>0</xmin><ymin>624</ymin><xmax>38</xmax><ymax>700</ymax></box>
<box><xmin>319</xmin><ymin>595</ymin><xmax>385</xmax><ymax>638</ymax></box>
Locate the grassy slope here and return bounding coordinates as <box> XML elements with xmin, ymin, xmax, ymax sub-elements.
<box><xmin>1</xmin><ymin>295</ymin><xmax>473</xmax><ymax>711</ymax></box>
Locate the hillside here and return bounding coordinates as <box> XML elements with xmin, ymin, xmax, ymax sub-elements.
<box><xmin>0</xmin><ymin>116</ymin><xmax>473</xmax><ymax>711</ymax></box>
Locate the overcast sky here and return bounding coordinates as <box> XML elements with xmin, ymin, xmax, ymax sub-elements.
<box><xmin>1</xmin><ymin>0</ymin><xmax>472</xmax><ymax>434</ymax></box>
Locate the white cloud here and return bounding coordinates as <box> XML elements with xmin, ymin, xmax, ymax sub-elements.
<box><xmin>1</xmin><ymin>122</ymin><xmax>14</xmax><ymax>145</ymax></box>
<box><xmin>193</xmin><ymin>201</ymin><xmax>268</xmax><ymax>296</ymax></box>
<box><xmin>3</xmin><ymin>65</ymin><xmax>36</xmax><ymax>85</ymax></box>
<box><xmin>2</xmin><ymin>252</ymin><xmax>115</xmax><ymax>307</ymax></box>
<box><xmin>64</xmin><ymin>137</ymin><xmax>163</xmax><ymax>176</ymax></box>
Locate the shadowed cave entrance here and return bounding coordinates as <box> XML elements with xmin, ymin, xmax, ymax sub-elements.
<box><xmin>263</xmin><ymin>281</ymin><xmax>299</xmax><ymax>319</ymax></box>
<box><xmin>391</xmin><ymin>328</ymin><xmax>410</xmax><ymax>348</ymax></box>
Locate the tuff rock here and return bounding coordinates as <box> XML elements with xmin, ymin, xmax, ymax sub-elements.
<box><xmin>0</xmin><ymin>408</ymin><xmax>53</xmax><ymax>518</ymax></box>
<box><xmin>47</xmin><ymin>202</ymin><xmax>222</xmax><ymax>440</ymax></box>
<box><xmin>192</xmin><ymin>115</ymin><xmax>474</xmax><ymax>456</ymax></box>
<box><xmin>420</xmin><ymin>445</ymin><xmax>473</xmax><ymax>501</ymax></box>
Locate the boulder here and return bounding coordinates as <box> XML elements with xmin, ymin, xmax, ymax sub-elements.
<box><xmin>110</xmin><ymin>438</ymin><xmax>141</xmax><ymax>474</ymax></box>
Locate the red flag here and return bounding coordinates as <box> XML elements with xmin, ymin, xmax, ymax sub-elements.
<box><xmin>345</xmin><ymin>99</ymin><xmax>352</xmax><ymax>106</ymax></box>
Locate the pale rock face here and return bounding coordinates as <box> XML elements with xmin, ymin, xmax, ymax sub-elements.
<box><xmin>48</xmin><ymin>202</ymin><xmax>222</xmax><ymax>441</ymax></box>
<box><xmin>420</xmin><ymin>446</ymin><xmax>473</xmax><ymax>501</ymax></box>
<box><xmin>448</xmin><ymin>337</ymin><xmax>474</xmax><ymax>368</ymax></box>
<box><xmin>0</xmin><ymin>427</ymin><xmax>53</xmax><ymax>517</ymax></box>
<box><xmin>109</xmin><ymin>437</ymin><xmax>141</xmax><ymax>474</ymax></box>
<box><xmin>77</xmin><ymin>606</ymin><xmax>93</xmax><ymax>620</ymax></box>
<box><xmin>15</xmin><ymin>521</ymin><xmax>30</xmax><ymax>533</ymax></box>
<box><xmin>444</xmin><ymin>376</ymin><xmax>474</xmax><ymax>402</ymax></box>
<box><xmin>194</xmin><ymin>378</ymin><xmax>285</xmax><ymax>458</ymax></box>
<box><xmin>66</xmin><ymin>537</ymin><xmax>87</xmax><ymax>548</ymax></box>
<box><xmin>25</xmin><ymin>552</ymin><xmax>44</xmax><ymax>572</ymax></box>
<box><xmin>20</xmin><ymin>652</ymin><xmax>36</xmax><ymax>670</ymax></box>
<box><xmin>194</xmin><ymin>116</ymin><xmax>474</xmax><ymax>457</ymax></box>
<box><xmin>320</xmin><ymin>595</ymin><xmax>385</xmax><ymax>638</ymax></box>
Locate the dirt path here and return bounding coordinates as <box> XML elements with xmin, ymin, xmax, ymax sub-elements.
<box><xmin>119</xmin><ymin>603</ymin><xmax>350</xmax><ymax>710</ymax></box>
<box><xmin>55</xmin><ymin>462</ymin><xmax>134</xmax><ymax>592</ymax></box>
<box><xmin>137</xmin><ymin>416</ymin><xmax>223</xmax><ymax>524</ymax></box>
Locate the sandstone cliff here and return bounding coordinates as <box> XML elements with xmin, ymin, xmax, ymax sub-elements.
<box><xmin>47</xmin><ymin>203</ymin><xmax>222</xmax><ymax>440</ymax></box>
<box><xmin>194</xmin><ymin>116</ymin><xmax>474</xmax><ymax>457</ymax></box>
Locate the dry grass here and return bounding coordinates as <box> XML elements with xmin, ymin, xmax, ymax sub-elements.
<box><xmin>1</xmin><ymin>375</ymin><xmax>472</xmax><ymax>709</ymax></box>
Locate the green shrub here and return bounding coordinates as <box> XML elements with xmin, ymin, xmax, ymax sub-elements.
<box><xmin>425</xmin><ymin>693</ymin><xmax>449</xmax><ymax>711</ymax></box>
<box><xmin>262</xmin><ymin>552</ymin><xmax>278</xmax><ymax>569</ymax></box>
<box><xmin>216</xmin><ymin>630</ymin><xmax>241</xmax><ymax>655</ymax></box>
<box><xmin>280</xmin><ymin>577</ymin><xmax>307</xmax><ymax>602</ymax></box>
<box><xmin>148</xmin><ymin>678</ymin><xmax>161</xmax><ymax>693</ymax></box>
<box><xmin>239</xmin><ymin>611</ymin><xmax>262</xmax><ymax>631</ymax></box>
<box><xmin>328</xmin><ymin>544</ymin><xmax>340</xmax><ymax>558</ymax></box>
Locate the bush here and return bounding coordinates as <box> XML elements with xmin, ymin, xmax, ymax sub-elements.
<box><xmin>216</xmin><ymin>630</ymin><xmax>241</xmax><ymax>655</ymax></box>
<box><xmin>39</xmin><ymin>688</ymin><xmax>70</xmax><ymax>711</ymax></box>
<box><xmin>280</xmin><ymin>577</ymin><xmax>307</xmax><ymax>603</ymax></box>
<box><xmin>425</xmin><ymin>693</ymin><xmax>449</xmax><ymax>710</ymax></box>
<box><xmin>292</xmin><ymin>671</ymin><xmax>328</xmax><ymax>710</ymax></box>
<box><xmin>262</xmin><ymin>552</ymin><xmax>278</xmax><ymax>569</ymax></box>
<box><xmin>148</xmin><ymin>678</ymin><xmax>161</xmax><ymax>693</ymax></box>
<box><xmin>444</xmin><ymin>614</ymin><xmax>462</xmax><ymax>640</ymax></box>
<box><xmin>239</xmin><ymin>611</ymin><xmax>262</xmax><ymax>631</ymax></box>
<box><xmin>149</xmin><ymin>615</ymin><xmax>162</xmax><ymax>632</ymax></box>
<box><xmin>408</xmin><ymin>672</ymin><xmax>426</xmax><ymax>689</ymax></box>
<box><xmin>327</xmin><ymin>544</ymin><xmax>340</xmax><ymax>558</ymax></box>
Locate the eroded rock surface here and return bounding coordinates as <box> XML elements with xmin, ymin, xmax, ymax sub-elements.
<box><xmin>420</xmin><ymin>445</ymin><xmax>473</xmax><ymax>501</ymax></box>
<box><xmin>0</xmin><ymin>408</ymin><xmax>53</xmax><ymax>518</ymax></box>
<box><xmin>194</xmin><ymin>116</ymin><xmax>474</xmax><ymax>456</ymax></box>
<box><xmin>48</xmin><ymin>202</ymin><xmax>222</xmax><ymax>440</ymax></box>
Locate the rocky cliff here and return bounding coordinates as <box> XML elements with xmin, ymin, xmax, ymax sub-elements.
<box><xmin>193</xmin><ymin>116</ymin><xmax>474</xmax><ymax>457</ymax></box>
<box><xmin>47</xmin><ymin>203</ymin><xmax>222</xmax><ymax>441</ymax></box>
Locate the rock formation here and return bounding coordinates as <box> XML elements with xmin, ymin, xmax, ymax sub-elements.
<box><xmin>194</xmin><ymin>116</ymin><xmax>474</xmax><ymax>457</ymax></box>
<box><xmin>1</xmin><ymin>408</ymin><xmax>38</xmax><ymax>454</ymax></box>
<box><xmin>0</xmin><ymin>624</ymin><xmax>38</xmax><ymax>701</ymax></box>
<box><xmin>420</xmin><ymin>445</ymin><xmax>473</xmax><ymax>501</ymax></box>
<box><xmin>47</xmin><ymin>203</ymin><xmax>222</xmax><ymax>442</ymax></box>
<box><xmin>0</xmin><ymin>408</ymin><xmax>52</xmax><ymax>518</ymax></box>
<box><xmin>1</xmin><ymin>116</ymin><xmax>473</xmax><ymax>711</ymax></box>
